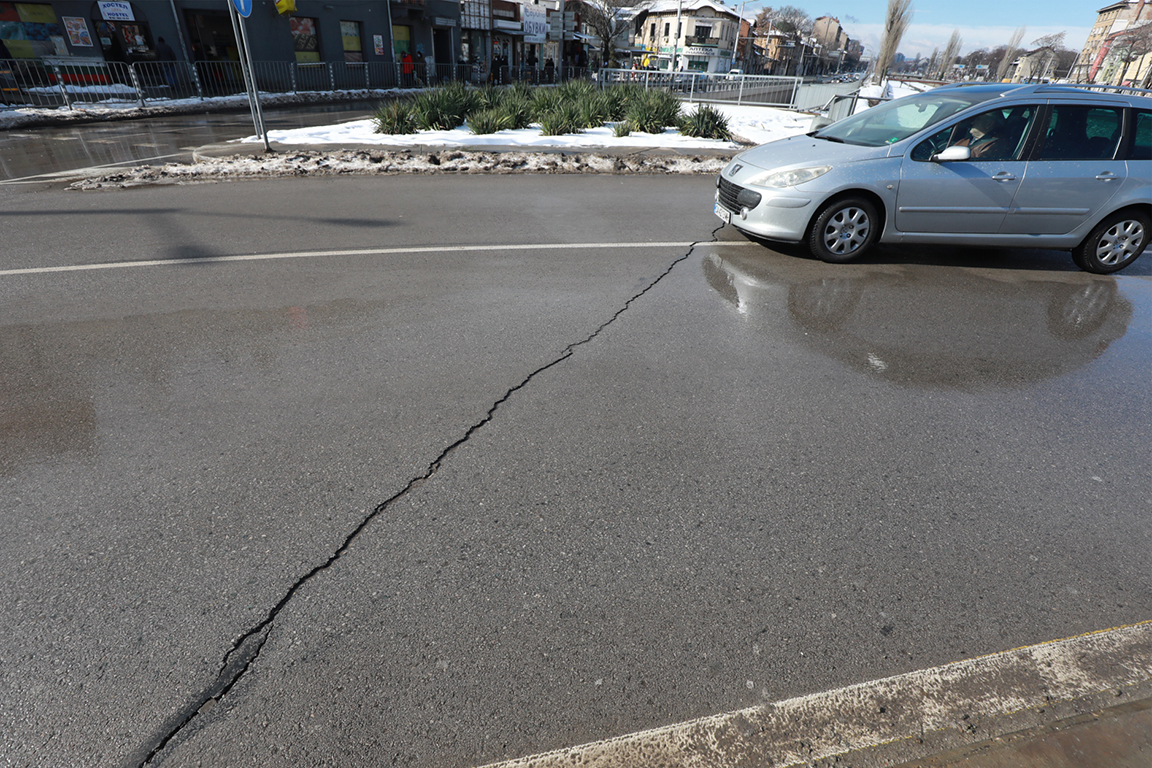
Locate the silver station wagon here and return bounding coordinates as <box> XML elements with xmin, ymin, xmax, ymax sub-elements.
<box><xmin>715</xmin><ymin>83</ymin><xmax>1152</xmax><ymax>273</ymax></box>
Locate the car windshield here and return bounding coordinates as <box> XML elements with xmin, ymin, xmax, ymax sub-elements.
<box><xmin>814</xmin><ymin>90</ymin><xmax>1006</xmax><ymax>147</ymax></box>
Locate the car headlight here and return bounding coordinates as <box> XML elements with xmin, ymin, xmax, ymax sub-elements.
<box><xmin>745</xmin><ymin>166</ymin><xmax>832</xmax><ymax>188</ymax></box>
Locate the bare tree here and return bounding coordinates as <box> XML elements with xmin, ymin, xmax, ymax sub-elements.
<box><xmin>995</xmin><ymin>26</ymin><xmax>1026</xmax><ymax>82</ymax></box>
<box><xmin>872</xmin><ymin>0</ymin><xmax>913</xmax><ymax>84</ymax></box>
<box><xmin>1032</xmin><ymin>31</ymin><xmax>1066</xmax><ymax>51</ymax></box>
<box><xmin>1105</xmin><ymin>21</ymin><xmax>1152</xmax><ymax>85</ymax></box>
<box><xmin>579</xmin><ymin>0</ymin><xmax>640</xmax><ymax>68</ymax></box>
<box><xmin>934</xmin><ymin>29</ymin><xmax>962</xmax><ymax>79</ymax></box>
<box><xmin>771</xmin><ymin>5</ymin><xmax>814</xmax><ymax>36</ymax></box>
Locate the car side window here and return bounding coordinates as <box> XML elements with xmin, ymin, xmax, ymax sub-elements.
<box><xmin>1035</xmin><ymin>105</ymin><xmax>1124</xmax><ymax>161</ymax></box>
<box><xmin>910</xmin><ymin>105</ymin><xmax>1037</xmax><ymax>162</ymax></box>
<box><xmin>1130</xmin><ymin>110</ymin><xmax>1151</xmax><ymax>160</ymax></box>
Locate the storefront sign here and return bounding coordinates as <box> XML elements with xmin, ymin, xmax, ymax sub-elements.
<box><xmin>373</xmin><ymin>34</ymin><xmax>385</xmax><ymax>55</ymax></box>
<box><xmin>522</xmin><ymin>4</ymin><xmax>546</xmax><ymax>44</ymax></box>
<box><xmin>97</xmin><ymin>1</ymin><xmax>134</xmax><ymax>22</ymax></box>
<box><xmin>433</xmin><ymin>17</ymin><xmax>457</xmax><ymax>27</ymax></box>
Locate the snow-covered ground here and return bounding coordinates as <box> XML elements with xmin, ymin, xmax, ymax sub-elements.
<box><xmin>238</xmin><ymin>102</ymin><xmax>815</xmax><ymax>151</ymax></box>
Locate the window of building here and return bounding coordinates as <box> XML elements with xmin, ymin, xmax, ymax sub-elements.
<box><xmin>340</xmin><ymin>19</ymin><xmax>361</xmax><ymax>62</ymax></box>
<box><xmin>290</xmin><ymin>16</ymin><xmax>320</xmax><ymax>62</ymax></box>
<box><xmin>0</xmin><ymin>2</ymin><xmax>66</xmax><ymax>58</ymax></box>
<box><xmin>649</xmin><ymin>22</ymin><xmax>655</xmax><ymax>39</ymax></box>
<box><xmin>663</xmin><ymin>22</ymin><xmax>669</xmax><ymax>38</ymax></box>
<box><xmin>695</xmin><ymin>24</ymin><xmax>711</xmax><ymax>40</ymax></box>
<box><xmin>392</xmin><ymin>24</ymin><xmax>409</xmax><ymax>57</ymax></box>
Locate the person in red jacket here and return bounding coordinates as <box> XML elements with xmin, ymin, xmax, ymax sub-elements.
<box><xmin>401</xmin><ymin>51</ymin><xmax>414</xmax><ymax>87</ymax></box>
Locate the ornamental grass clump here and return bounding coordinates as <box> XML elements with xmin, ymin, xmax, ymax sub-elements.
<box><xmin>499</xmin><ymin>96</ymin><xmax>535</xmax><ymax>130</ymax></box>
<box><xmin>468</xmin><ymin>107</ymin><xmax>514</xmax><ymax>135</ymax></box>
<box><xmin>538</xmin><ymin>102</ymin><xmax>584</xmax><ymax>136</ymax></box>
<box><xmin>602</xmin><ymin>85</ymin><xmax>632</xmax><ymax>121</ymax></box>
<box><xmin>412</xmin><ymin>82</ymin><xmax>477</xmax><ymax>130</ymax></box>
<box><xmin>611</xmin><ymin>120</ymin><xmax>632</xmax><ymax>137</ymax></box>
<box><xmin>373</xmin><ymin>98</ymin><xmax>417</xmax><ymax>134</ymax></box>
<box><xmin>679</xmin><ymin>104</ymin><xmax>731</xmax><ymax>140</ymax></box>
<box><xmin>531</xmin><ymin>88</ymin><xmax>564</xmax><ymax>119</ymax></box>
<box><xmin>625</xmin><ymin>89</ymin><xmax>682</xmax><ymax>134</ymax></box>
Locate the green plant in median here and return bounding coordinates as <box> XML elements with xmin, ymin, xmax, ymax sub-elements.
<box><xmin>499</xmin><ymin>96</ymin><xmax>535</xmax><ymax>130</ymax></box>
<box><xmin>679</xmin><ymin>104</ymin><xmax>731</xmax><ymax>140</ymax></box>
<box><xmin>538</xmin><ymin>102</ymin><xmax>584</xmax><ymax>136</ymax></box>
<box><xmin>468</xmin><ymin>107</ymin><xmax>515</xmax><ymax>134</ymax></box>
<box><xmin>380</xmin><ymin>81</ymin><xmax>728</xmax><ymax>140</ymax></box>
<box><xmin>623</xmin><ymin>89</ymin><xmax>682</xmax><ymax>134</ymax></box>
<box><xmin>373</xmin><ymin>98</ymin><xmax>417</xmax><ymax>134</ymax></box>
<box><xmin>412</xmin><ymin>81</ymin><xmax>478</xmax><ymax>130</ymax></box>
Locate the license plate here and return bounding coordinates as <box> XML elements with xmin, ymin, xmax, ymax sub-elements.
<box><xmin>714</xmin><ymin>201</ymin><xmax>731</xmax><ymax>224</ymax></box>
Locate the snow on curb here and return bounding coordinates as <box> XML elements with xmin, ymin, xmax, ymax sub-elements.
<box><xmin>67</xmin><ymin>148</ymin><xmax>731</xmax><ymax>189</ymax></box>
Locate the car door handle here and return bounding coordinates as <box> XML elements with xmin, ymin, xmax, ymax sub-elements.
<box><xmin>992</xmin><ymin>172</ymin><xmax>1017</xmax><ymax>182</ymax></box>
<box><xmin>1096</xmin><ymin>172</ymin><xmax>1117</xmax><ymax>181</ymax></box>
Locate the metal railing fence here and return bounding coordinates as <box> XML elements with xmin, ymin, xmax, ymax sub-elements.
<box><xmin>2</xmin><ymin>59</ymin><xmax>863</xmax><ymax>113</ymax></box>
<box><xmin>599</xmin><ymin>68</ymin><xmax>864</xmax><ymax>112</ymax></box>
<box><xmin>0</xmin><ymin>58</ymin><xmax>596</xmax><ymax>110</ymax></box>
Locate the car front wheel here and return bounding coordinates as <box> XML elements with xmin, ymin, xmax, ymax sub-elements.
<box><xmin>1072</xmin><ymin>210</ymin><xmax>1149</xmax><ymax>274</ymax></box>
<box><xmin>808</xmin><ymin>197</ymin><xmax>879</xmax><ymax>264</ymax></box>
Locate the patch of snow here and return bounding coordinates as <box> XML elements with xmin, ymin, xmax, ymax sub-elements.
<box><xmin>67</xmin><ymin>149</ymin><xmax>732</xmax><ymax>189</ymax></box>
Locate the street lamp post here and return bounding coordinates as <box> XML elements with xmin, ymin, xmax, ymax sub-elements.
<box><xmin>730</xmin><ymin>0</ymin><xmax>747</xmax><ymax>71</ymax></box>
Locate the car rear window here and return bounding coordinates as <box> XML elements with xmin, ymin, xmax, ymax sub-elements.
<box><xmin>1035</xmin><ymin>105</ymin><xmax>1124</xmax><ymax>161</ymax></box>
<box><xmin>1132</xmin><ymin>110</ymin><xmax>1151</xmax><ymax>160</ymax></box>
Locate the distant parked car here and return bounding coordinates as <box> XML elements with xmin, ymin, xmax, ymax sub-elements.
<box><xmin>714</xmin><ymin>82</ymin><xmax>1152</xmax><ymax>273</ymax></box>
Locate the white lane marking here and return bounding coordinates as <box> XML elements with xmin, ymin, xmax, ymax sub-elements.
<box><xmin>0</xmin><ymin>240</ymin><xmax>759</xmax><ymax>278</ymax></box>
<box><xmin>476</xmin><ymin>621</ymin><xmax>1152</xmax><ymax>768</ymax></box>
<box><xmin>0</xmin><ymin>152</ymin><xmax>190</xmax><ymax>185</ymax></box>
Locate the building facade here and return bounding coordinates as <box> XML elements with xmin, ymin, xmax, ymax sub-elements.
<box><xmin>0</xmin><ymin>0</ymin><xmax>466</xmax><ymax>68</ymax></box>
<box><xmin>1070</xmin><ymin>0</ymin><xmax>1151</xmax><ymax>83</ymax></box>
<box><xmin>632</xmin><ymin>0</ymin><xmax>742</xmax><ymax>73</ymax></box>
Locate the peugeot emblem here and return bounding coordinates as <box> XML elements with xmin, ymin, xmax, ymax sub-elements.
<box><xmin>729</xmin><ymin>164</ymin><xmax>743</xmax><ymax>177</ymax></box>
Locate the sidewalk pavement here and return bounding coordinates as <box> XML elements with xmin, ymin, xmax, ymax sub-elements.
<box><xmin>894</xmin><ymin>697</ymin><xmax>1151</xmax><ymax>768</ymax></box>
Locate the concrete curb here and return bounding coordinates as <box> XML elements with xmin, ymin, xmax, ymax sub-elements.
<box><xmin>473</xmin><ymin>621</ymin><xmax>1152</xmax><ymax>768</ymax></box>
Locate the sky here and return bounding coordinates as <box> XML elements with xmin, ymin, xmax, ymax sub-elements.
<box><xmin>745</xmin><ymin>0</ymin><xmax>1095</xmax><ymax>59</ymax></box>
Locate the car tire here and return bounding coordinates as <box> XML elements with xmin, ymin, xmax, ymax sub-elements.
<box><xmin>808</xmin><ymin>197</ymin><xmax>880</xmax><ymax>264</ymax></box>
<box><xmin>1071</xmin><ymin>210</ymin><xmax>1149</xmax><ymax>274</ymax></box>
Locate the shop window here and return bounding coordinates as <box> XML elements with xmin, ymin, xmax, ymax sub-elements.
<box><xmin>340</xmin><ymin>20</ymin><xmax>362</xmax><ymax>62</ymax></box>
<box><xmin>392</xmin><ymin>24</ymin><xmax>410</xmax><ymax>58</ymax></box>
<box><xmin>184</xmin><ymin>10</ymin><xmax>236</xmax><ymax>62</ymax></box>
<box><xmin>1</xmin><ymin>2</ymin><xmax>66</xmax><ymax>58</ymax></box>
<box><xmin>290</xmin><ymin>16</ymin><xmax>320</xmax><ymax>62</ymax></box>
<box><xmin>89</xmin><ymin>3</ymin><xmax>157</xmax><ymax>64</ymax></box>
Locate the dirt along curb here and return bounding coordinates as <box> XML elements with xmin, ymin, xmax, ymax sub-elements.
<box><xmin>66</xmin><ymin>141</ymin><xmax>744</xmax><ymax>189</ymax></box>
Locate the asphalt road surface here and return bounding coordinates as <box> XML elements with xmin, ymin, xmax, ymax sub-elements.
<box><xmin>1</xmin><ymin>173</ymin><xmax>1149</xmax><ymax>768</ymax></box>
<box><xmin>0</xmin><ymin>101</ymin><xmax>379</xmax><ymax>182</ymax></box>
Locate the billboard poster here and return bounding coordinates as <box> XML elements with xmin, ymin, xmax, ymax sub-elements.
<box><xmin>63</xmin><ymin>16</ymin><xmax>92</xmax><ymax>47</ymax></box>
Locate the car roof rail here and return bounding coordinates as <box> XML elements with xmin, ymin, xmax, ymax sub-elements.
<box><xmin>1032</xmin><ymin>83</ymin><xmax>1152</xmax><ymax>98</ymax></box>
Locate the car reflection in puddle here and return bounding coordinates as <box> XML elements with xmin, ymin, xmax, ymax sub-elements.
<box><xmin>702</xmin><ymin>250</ymin><xmax>1133</xmax><ymax>389</ymax></box>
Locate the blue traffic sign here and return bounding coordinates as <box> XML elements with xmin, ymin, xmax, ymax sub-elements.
<box><xmin>231</xmin><ymin>0</ymin><xmax>252</xmax><ymax>17</ymax></box>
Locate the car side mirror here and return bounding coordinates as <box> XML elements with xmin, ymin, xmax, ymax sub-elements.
<box><xmin>932</xmin><ymin>145</ymin><xmax>971</xmax><ymax>162</ymax></box>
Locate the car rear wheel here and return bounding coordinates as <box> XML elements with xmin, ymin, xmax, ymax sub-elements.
<box><xmin>1072</xmin><ymin>210</ymin><xmax>1149</xmax><ymax>274</ymax></box>
<box><xmin>808</xmin><ymin>197</ymin><xmax>879</xmax><ymax>264</ymax></box>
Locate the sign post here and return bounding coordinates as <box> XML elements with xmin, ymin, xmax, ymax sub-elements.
<box><xmin>227</xmin><ymin>0</ymin><xmax>270</xmax><ymax>150</ymax></box>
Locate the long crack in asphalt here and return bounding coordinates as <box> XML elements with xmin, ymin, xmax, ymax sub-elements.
<box><xmin>129</xmin><ymin>228</ymin><xmax>724</xmax><ymax>767</ymax></box>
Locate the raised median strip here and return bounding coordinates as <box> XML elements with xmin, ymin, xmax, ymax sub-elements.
<box><xmin>477</xmin><ymin>621</ymin><xmax>1152</xmax><ymax>768</ymax></box>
